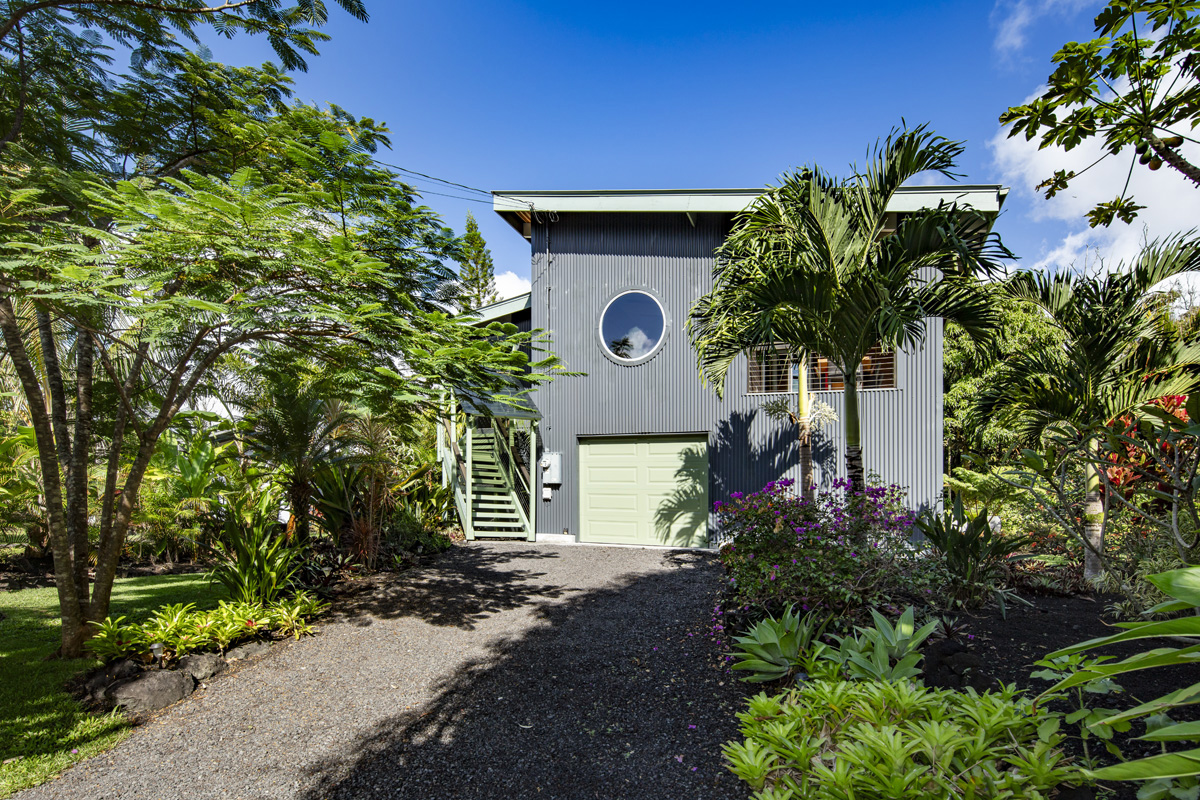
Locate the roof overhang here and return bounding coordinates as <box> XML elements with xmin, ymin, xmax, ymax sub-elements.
<box><xmin>493</xmin><ymin>185</ymin><xmax>1009</xmax><ymax>238</ymax></box>
<box><xmin>470</xmin><ymin>292</ymin><xmax>532</xmax><ymax>324</ymax></box>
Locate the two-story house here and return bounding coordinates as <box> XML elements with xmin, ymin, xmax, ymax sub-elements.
<box><xmin>437</xmin><ymin>186</ymin><xmax>1007</xmax><ymax>548</ymax></box>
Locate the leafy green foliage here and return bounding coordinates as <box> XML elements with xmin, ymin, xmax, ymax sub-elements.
<box><xmin>715</xmin><ymin>480</ymin><xmax>940</xmax><ymax>625</ymax></box>
<box><xmin>1036</xmin><ymin>566</ymin><xmax>1200</xmax><ymax>790</ymax></box>
<box><xmin>207</xmin><ymin>500</ymin><xmax>301</xmax><ymax>606</ymax></box>
<box><xmin>999</xmin><ymin>0</ymin><xmax>1200</xmax><ymax>226</ymax></box>
<box><xmin>828</xmin><ymin>607</ymin><xmax>938</xmax><ymax>682</ymax></box>
<box><xmin>730</xmin><ymin>605</ymin><xmax>830</xmax><ymax>683</ymax></box>
<box><xmin>86</xmin><ymin>592</ymin><xmax>328</xmax><ymax>663</ymax></box>
<box><xmin>1032</xmin><ymin>652</ymin><xmax>1128</xmax><ymax>769</ymax></box>
<box><xmin>916</xmin><ymin>496</ymin><xmax>1032</xmax><ymax>607</ymax></box>
<box><xmin>944</xmin><ymin>297</ymin><xmax>1066</xmax><ymax>472</ymax></box>
<box><xmin>457</xmin><ymin>211</ymin><xmax>498</xmax><ymax>310</ymax></box>
<box><xmin>724</xmin><ymin>681</ymin><xmax>1079</xmax><ymax>799</ymax></box>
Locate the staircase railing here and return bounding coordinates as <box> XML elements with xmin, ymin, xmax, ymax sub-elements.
<box><xmin>481</xmin><ymin>418</ymin><xmax>535</xmax><ymax>541</ymax></box>
<box><xmin>438</xmin><ymin>406</ymin><xmax>473</xmax><ymax>539</ymax></box>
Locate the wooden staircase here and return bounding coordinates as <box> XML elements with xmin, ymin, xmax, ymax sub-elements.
<box><xmin>469</xmin><ymin>435</ymin><xmax>528</xmax><ymax>538</ymax></box>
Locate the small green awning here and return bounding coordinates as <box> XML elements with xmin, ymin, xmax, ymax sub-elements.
<box><xmin>457</xmin><ymin>388</ymin><xmax>541</xmax><ymax>420</ymax></box>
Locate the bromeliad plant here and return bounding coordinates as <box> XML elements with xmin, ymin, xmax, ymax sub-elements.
<box><xmin>1037</xmin><ymin>566</ymin><xmax>1200</xmax><ymax>796</ymax></box>
<box><xmin>730</xmin><ymin>605</ymin><xmax>831</xmax><ymax>683</ymax></box>
<box><xmin>723</xmin><ymin>681</ymin><xmax>1080</xmax><ymax>799</ymax></box>
<box><xmin>208</xmin><ymin>493</ymin><xmax>301</xmax><ymax>605</ymax></box>
<box><xmin>87</xmin><ymin>592</ymin><xmax>328</xmax><ymax>663</ymax></box>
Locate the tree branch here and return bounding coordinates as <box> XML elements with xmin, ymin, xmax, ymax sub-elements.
<box><xmin>0</xmin><ymin>0</ymin><xmax>261</xmax><ymax>44</ymax></box>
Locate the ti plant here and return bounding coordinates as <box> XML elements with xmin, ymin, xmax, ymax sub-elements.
<box><xmin>1037</xmin><ymin>566</ymin><xmax>1200</xmax><ymax>795</ymax></box>
<box><xmin>730</xmin><ymin>605</ymin><xmax>831</xmax><ymax>684</ymax></box>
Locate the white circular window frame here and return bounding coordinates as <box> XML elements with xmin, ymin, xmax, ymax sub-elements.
<box><xmin>596</xmin><ymin>289</ymin><xmax>670</xmax><ymax>366</ymax></box>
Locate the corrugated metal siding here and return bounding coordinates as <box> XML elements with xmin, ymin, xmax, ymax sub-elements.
<box><xmin>528</xmin><ymin>213</ymin><xmax>943</xmax><ymax>542</ymax></box>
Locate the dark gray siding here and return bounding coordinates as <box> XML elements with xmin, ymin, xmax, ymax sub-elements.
<box><xmin>528</xmin><ymin>213</ymin><xmax>943</xmax><ymax>541</ymax></box>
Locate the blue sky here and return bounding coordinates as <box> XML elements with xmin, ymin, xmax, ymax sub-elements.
<box><xmin>203</xmin><ymin>0</ymin><xmax>1199</xmax><ymax>297</ymax></box>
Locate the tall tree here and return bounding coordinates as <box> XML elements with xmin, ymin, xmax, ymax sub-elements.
<box><xmin>1000</xmin><ymin>0</ymin><xmax>1200</xmax><ymax>227</ymax></box>
<box><xmin>978</xmin><ymin>238</ymin><xmax>1200</xmax><ymax>578</ymax></box>
<box><xmin>689</xmin><ymin>125</ymin><xmax>1009</xmax><ymax>493</ymax></box>
<box><xmin>0</xmin><ymin>0</ymin><xmax>368</xmax><ymax>164</ymax></box>
<box><xmin>457</xmin><ymin>211</ymin><xmax>498</xmax><ymax>310</ymax></box>
<box><xmin>0</xmin><ymin>159</ymin><xmax>557</xmax><ymax>657</ymax></box>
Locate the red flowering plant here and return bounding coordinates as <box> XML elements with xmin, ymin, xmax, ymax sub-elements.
<box><xmin>714</xmin><ymin>478</ymin><xmax>940</xmax><ymax>633</ymax></box>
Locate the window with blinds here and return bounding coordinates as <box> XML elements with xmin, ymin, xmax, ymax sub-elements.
<box><xmin>746</xmin><ymin>345</ymin><xmax>792</xmax><ymax>394</ymax></box>
<box><xmin>747</xmin><ymin>344</ymin><xmax>897</xmax><ymax>394</ymax></box>
<box><xmin>807</xmin><ymin>344</ymin><xmax>896</xmax><ymax>391</ymax></box>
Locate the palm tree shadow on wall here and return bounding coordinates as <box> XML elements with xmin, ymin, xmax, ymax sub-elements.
<box><xmin>653</xmin><ymin>411</ymin><xmax>837</xmax><ymax>546</ymax></box>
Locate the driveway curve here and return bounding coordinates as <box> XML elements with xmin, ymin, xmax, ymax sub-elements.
<box><xmin>18</xmin><ymin>543</ymin><xmax>749</xmax><ymax>800</ymax></box>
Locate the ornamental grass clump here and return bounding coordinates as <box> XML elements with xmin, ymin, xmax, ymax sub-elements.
<box><xmin>724</xmin><ymin>681</ymin><xmax>1080</xmax><ymax>800</ymax></box>
<box><xmin>716</xmin><ymin>479</ymin><xmax>941</xmax><ymax>624</ymax></box>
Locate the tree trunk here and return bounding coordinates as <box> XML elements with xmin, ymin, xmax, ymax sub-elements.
<box><xmin>843</xmin><ymin>370</ymin><xmax>865</xmax><ymax>492</ymax></box>
<box><xmin>89</xmin><ymin>433</ymin><xmax>158</xmax><ymax>622</ymax></box>
<box><xmin>1082</xmin><ymin>448</ymin><xmax>1105</xmax><ymax>580</ymax></box>
<box><xmin>0</xmin><ymin>298</ymin><xmax>84</xmax><ymax>656</ymax></box>
<box><xmin>1149</xmin><ymin>135</ymin><xmax>1200</xmax><ymax>189</ymax></box>
<box><xmin>68</xmin><ymin>325</ymin><xmax>93</xmax><ymax>608</ymax></box>
<box><xmin>796</xmin><ymin>355</ymin><xmax>815</xmax><ymax>502</ymax></box>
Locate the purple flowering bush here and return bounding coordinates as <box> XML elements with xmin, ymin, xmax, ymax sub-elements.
<box><xmin>715</xmin><ymin>479</ymin><xmax>942</xmax><ymax>628</ymax></box>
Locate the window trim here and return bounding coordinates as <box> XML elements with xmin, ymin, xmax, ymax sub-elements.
<box><xmin>596</xmin><ymin>289</ymin><xmax>670</xmax><ymax>366</ymax></box>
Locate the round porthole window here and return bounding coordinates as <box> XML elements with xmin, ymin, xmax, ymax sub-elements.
<box><xmin>599</xmin><ymin>290</ymin><xmax>666</xmax><ymax>363</ymax></box>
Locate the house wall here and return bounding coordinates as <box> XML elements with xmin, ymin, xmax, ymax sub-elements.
<box><xmin>527</xmin><ymin>212</ymin><xmax>943</xmax><ymax>541</ymax></box>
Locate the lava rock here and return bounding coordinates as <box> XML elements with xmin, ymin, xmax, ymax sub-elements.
<box><xmin>178</xmin><ymin>652</ymin><xmax>226</xmax><ymax>682</ymax></box>
<box><xmin>107</xmin><ymin>669</ymin><xmax>194</xmax><ymax>714</ymax></box>
<box><xmin>82</xmin><ymin>658</ymin><xmax>143</xmax><ymax>703</ymax></box>
<box><xmin>226</xmin><ymin>640</ymin><xmax>271</xmax><ymax>661</ymax></box>
<box><xmin>922</xmin><ymin>639</ymin><xmax>999</xmax><ymax>692</ymax></box>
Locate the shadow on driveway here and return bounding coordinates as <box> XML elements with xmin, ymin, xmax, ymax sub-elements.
<box><xmin>326</xmin><ymin>545</ymin><xmax>568</xmax><ymax>630</ymax></box>
<box><xmin>300</xmin><ymin>550</ymin><xmax>750</xmax><ymax>800</ymax></box>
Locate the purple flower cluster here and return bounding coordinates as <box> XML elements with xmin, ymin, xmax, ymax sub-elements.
<box><xmin>713</xmin><ymin>477</ymin><xmax>920</xmax><ymax>623</ymax></box>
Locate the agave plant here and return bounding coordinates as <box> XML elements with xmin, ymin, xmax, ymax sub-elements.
<box><xmin>730</xmin><ymin>605</ymin><xmax>831</xmax><ymax>683</ymax></box>
<box><xmin>831</xmin><ymin>606</ymin><xmax>939</xmax><ymax>682</ymax></box>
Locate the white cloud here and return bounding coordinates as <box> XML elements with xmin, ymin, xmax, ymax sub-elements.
<box><xmin>990</xmin><ymin>72</ymin><xmax>1200</xmax><ymax>275</ymax></box>
<box><xmin>991</xmin><ymin>0</ymin><xmax>1094</xmax><ymax>56</ymax></box>
<box><xmin>494</xmin><ymin>270</ymin><xmax>531</xmax><ymax>300</ymax></box>
<box><xmin>624</xmin><ymin>326</ymin><xmax>654</xmax><ymax>359</ymax></box>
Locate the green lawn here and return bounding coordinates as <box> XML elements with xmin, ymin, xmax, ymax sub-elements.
<box><xmin>0</xmin><ymin>573</ymin><xmax>226</xmax><ymax>798</ymax></box>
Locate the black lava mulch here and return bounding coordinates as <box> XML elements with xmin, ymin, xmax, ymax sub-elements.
<box><xmin>961</xmin><ymin>592</ymin><xmax>1200</xmax><ymax>800</ymax></box>
<box><xmin>298</xmin><ymin>549</ymin><xmax>753</xmax><ymax>800</ymax></box>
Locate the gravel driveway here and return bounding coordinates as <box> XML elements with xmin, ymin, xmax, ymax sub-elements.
<box><xmin>19</xmin><ymin>543</ymin><xmax>750</xmax><ymax>800</ymax></box>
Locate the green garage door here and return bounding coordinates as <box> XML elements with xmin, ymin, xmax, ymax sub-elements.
<box><xmin>578</xmin><ymin>435</ymin><xmax>709</xmax><ymax>547</ymax></box>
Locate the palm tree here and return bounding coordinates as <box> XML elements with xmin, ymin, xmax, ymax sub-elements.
<box><xmin>244</xmin><ymin>374</ymin><xmax>357</xmax><ymax>542</ymax></box>
<box><xmin>979</xmin><ymin>238</ymin><xmax>1200</xmax><ymax>578</ymax></box>
<box><xmin>689</xmin><ymin>125</ymin><xmax>1009</xmax><ymax>494</ymax></box>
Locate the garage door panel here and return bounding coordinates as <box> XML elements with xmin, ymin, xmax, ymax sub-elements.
<box><xmin>585</xmin><ymin>466</ymin><xmax>639</xmax><ymax>484</ymax></box>
<box><xmin>579</xmin><ymin>436</ymin><xmax>708</xmax><ymax>547</ymax></box>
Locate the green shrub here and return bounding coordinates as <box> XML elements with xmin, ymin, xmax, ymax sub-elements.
<box><xmin>730</xmin><ymin>605</ymin><xmax>830</xmax><ymax>684</ymax></box>
<box><xmin>86</xmin><ymin>591</ymin><xmax>329</xmax><ymax>663</ymax></box>
<box><xmin>1039</xmin><ymin>566</ymin><xmax>1200</xmax><ymax>796</ymax></box>
<box><xmin>724</xmin><ymin>681</ymin><xmax>1080</xmax><ymax>799</ymax></box>
<box><xmin>716</xmin><ymin>479</ymin><xmax>943</xmax><ymax>625</ymax></box>
<box><xmin>208</xmin><ymin>507</ymin><xmax>301</xmax><ymax>605</ymax></box>
<box><xmin>915</xmin><ymin>495</ymin><xmax>1031</xmax><ymax>607</ymax></box>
